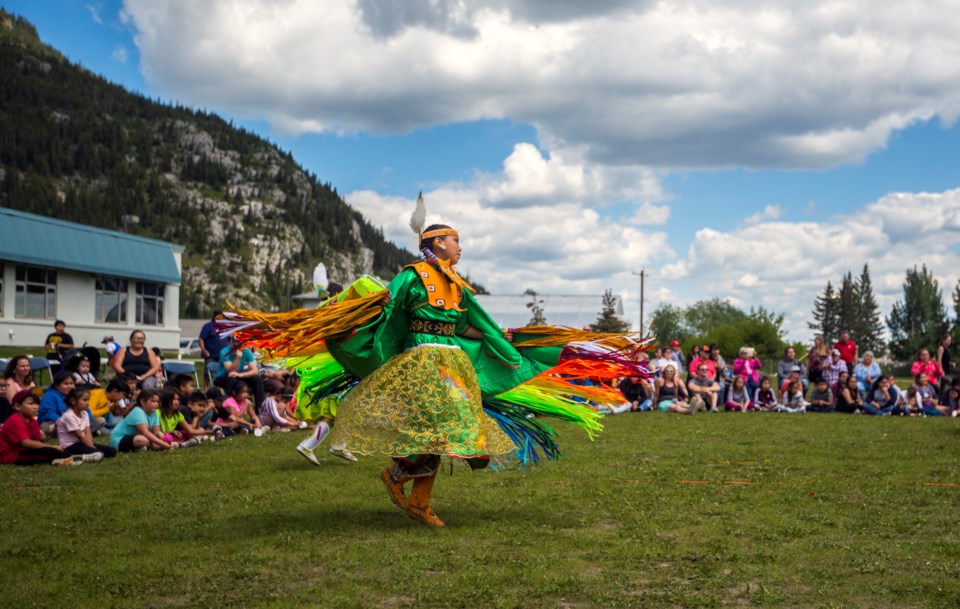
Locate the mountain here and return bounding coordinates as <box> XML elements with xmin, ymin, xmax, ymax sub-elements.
<box><xmin>0</xmin><ymin>9</ymin><xmax>413</xmax><ymax>316</ymax></box>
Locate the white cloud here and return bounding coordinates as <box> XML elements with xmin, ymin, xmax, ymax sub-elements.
<box><xmin>659</xmin><ymin>187</ymin><xmax>960</xmax><ymax>339</ymax></box>
<box><xmin>744</xmin><ymin>204</ymin><xmax>782</xmax><ymax>225</ymax></box>
<box><xmin>85</xmin><ymin>3</ymin><xmax>103</xmax><ymax>25</ymax></box>
<box><xmin>111</xmin><ymin>45</ymin><xmax>128</xmax><ymax>64</ymax></box>
<box><xmin>121</xmin><ymin>0</ymin><xmax>960</xmax><ymax>169</ymax></box>
<box><xmin>345</xmin><ymin>146</ymin><xmax>674</xmax><ymax>300</ymax></box>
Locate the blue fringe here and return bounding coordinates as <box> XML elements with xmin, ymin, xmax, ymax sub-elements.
<box><xmin>483</xmin><ymin>399</ymin><xmax>561</xmax><ymax>465</ymax></box>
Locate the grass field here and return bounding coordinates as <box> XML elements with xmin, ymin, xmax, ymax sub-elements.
<box><xmin>1</xmin><ymin>413</ymin><xmax>958</xmax><ymax>609</ymax></box>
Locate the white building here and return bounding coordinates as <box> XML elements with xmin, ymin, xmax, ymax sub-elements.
<box><xmin>0</xmin><ymin>208</ymin><xmax>183</xmax><ymax>350</ymax></box>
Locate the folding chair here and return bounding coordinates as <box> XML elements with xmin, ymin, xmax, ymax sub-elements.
<box><xmin>29</xmin><ymin>356</ymin><xmax>53</xmax><ymax>386</ymax></box>
<box><xmin>205</xmin><ymin>361</ymin><xmax>221</xmax><ymax>387</ymax></box>
<box><xmin>162</xmin><ymin>361</ymin><xmax>199</xmax><ymax>388</ymax></box>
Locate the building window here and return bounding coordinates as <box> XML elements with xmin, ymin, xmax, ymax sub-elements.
<box><xmin>136</xmin><ymin>281</ymin><xmax>164</xmax><ymax>325</ymax></box>
<box><xmin>15</xmin><ymin>265</ymin><xmax>57</xmax><ymax>319</ymax></box>
<box><xmin>95</xmin><ymin>277</ymin><xmax>128</xmax><ymax>323</ymax></box>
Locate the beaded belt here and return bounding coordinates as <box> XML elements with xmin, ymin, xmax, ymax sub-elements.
<box><xmin>409</xmin><ymin>318</ymin><xmax>456</xmax><ymax>337</ymax></box>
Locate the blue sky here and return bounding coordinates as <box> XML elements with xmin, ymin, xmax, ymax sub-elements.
<box><xmin>5</xmin><ymin>0</ymin><xmax>960</xmax><ymax>339</ymax></box>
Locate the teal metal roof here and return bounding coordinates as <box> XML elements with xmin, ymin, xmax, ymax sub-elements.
<box><xmin>0</xmin><ymin>208</ymin><xmax>182</xmax><ymax>284</ymax></box>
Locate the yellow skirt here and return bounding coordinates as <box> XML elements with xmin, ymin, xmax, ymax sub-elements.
<box><xmin>329</xmin><ymin>345</ymin><xmax>515</xmax><ymax>457</ymax></box>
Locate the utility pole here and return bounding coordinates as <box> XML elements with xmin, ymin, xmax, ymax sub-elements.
<box><xmin>631</xmin><ymin>269</ymin><xmax>645</xmax><ymax>331</ymax></box>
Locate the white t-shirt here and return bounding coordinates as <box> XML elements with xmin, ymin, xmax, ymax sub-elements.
<box><xmin>56</xmin><ymin>409</ymin><xmax>90</xmax><ymax>449</ymax></box>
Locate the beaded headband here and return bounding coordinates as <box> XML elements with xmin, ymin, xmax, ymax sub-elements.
<box><xmin>421</xmin><ymin>228</ymin><xmax>459</xmax><ymax>240</ymax></box>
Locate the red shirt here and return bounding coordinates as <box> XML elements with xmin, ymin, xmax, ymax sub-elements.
<box><xmin>0</xmin><ymin>413</ymin><xmax>43</xmax><ymax>464</ymax></box>
<box><xmin>688</xmin><ymin>357</ymin><xmax>717</xmax><ymax>380</ymax></box>
<box><xmin>834</xmin><ymin>340</ymin><xmax>857</xmax><ymax>366</ymax></box>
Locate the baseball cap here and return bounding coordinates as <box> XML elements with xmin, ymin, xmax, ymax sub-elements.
<box><xmin>832</xmin><ymin>348</ymin><xmax>841</xmax><ymax>355</ymax></box>
<box><xmin>670</xmin><ymin>340</ymin><xmax>680</xmax><ymax>347</ymax></box>
<box><xmin>790</xmin><ymin>365</ymin><xmax>801</xmax><ymax>372</ymax></box>
<box><xmin>101</xmin><ymin>335</ymin><xmax>114</xmax><ymax>343</ymax></box>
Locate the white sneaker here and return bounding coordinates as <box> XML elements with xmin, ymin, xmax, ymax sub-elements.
<box><xmin>52</xmin><ymin>455</ymin><xmax>84</xmax><ymax>467</ymax></box>
<box><xmin>253</xmin><ymin>427</ymin><xmax>264</xmax><ymax>437</ymax></box>
<box><xmin>170</xmin><ymin>441</ymin><xmax>181</xmax><ymax>449</ymax></box>
<box><xmin>296</xmin><ymin>445</ymin><xmax>320</xmax><ymax>466</ymax></box>
<box><xmin>181</xmin><ymin>438</ymin><xmax>200</xmax><ymax>448</ymax></box>
<box><xmin>329</xmin><ymin>447</ymin><xmax>358</xmax><ymax>463</ymax></box>
<box><xmin>81</xmin><ymin>452</ymin><xmax>104</xmax><ymax>463</ymax></box>
<box><xmin>298</xmin><ymin>421</ymin><xmax>308</xmax><ymax>429</ymax></box>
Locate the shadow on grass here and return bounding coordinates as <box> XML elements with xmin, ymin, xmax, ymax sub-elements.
<box><xmin>218</xmin><ymin>502</ymin><xmax>540</xmax><ymax>536</ymax></box>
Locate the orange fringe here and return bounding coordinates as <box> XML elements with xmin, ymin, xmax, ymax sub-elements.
<box><xmin>224</xmin><ymin>289</ymin><xmax>388</xmax><ymax>358</ymax></box>
<box><xmin>513</xmin><ymin>325</ymin><xmax>643</xmax><ymax>350</ymax></box>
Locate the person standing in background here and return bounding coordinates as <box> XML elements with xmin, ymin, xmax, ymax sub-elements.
<box><xmin>44</xmin><ymin>320</ymin><xmax>74</xmax><ymax>373</ymax></box>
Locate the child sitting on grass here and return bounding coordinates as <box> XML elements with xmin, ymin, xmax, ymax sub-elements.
<box><xmin>259</xmin><ymin>380</ymin><xmax>307</xmax><ymax>432</ymax></box>
<box><xmin>56</xmin><ymin>388</ymin><xmax>117</xmax><ymax>461</ymax></box>
<box><xmin>217</xmin><ymin>383</ymin><xmax>265</xmax><ymax>436</ymax></box>
<box><xmin>807</xmin><ymin>378</ymin><xmax>835</xmax><ymax>413</ymax></box>
<box><xmin>158</xmin><ymin>388</ymin><xmax>204</xmax><ymax>447</ymax></box>
<box><xmin>779</xmin><ymin>380</ymin><xmax>808</xmax><ymax>413</ymax></box>
<box><xmin>753</xmin><ymin>376</ymin><xmax>777</xmax><ymax>412</ymax></box>
<box><xmin>185</xmin><ymin>391</ymin><xmax>222</xmax><ymax>437</ymax></box>
<box><xmin>939</xmin><ymin>385</ymin><xmax>960</xmax><ymax>417</ymax></box>
<box><xmin>724</xmin><ymin>375</ymin><xmax>753</xmax><ymax>411</ymax></box>
<box><xmin>0</xmin><ymin>391</ymin><xmax>82</xmax><ymax>466</ymax></box>
<box><xmin>109</xmin><ymin>389</ymin><xmax>175</xmax><ymax>452</ymax></box>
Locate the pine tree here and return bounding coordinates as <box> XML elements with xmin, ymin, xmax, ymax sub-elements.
<box><xmin>836</xmin><ymin>272</ymin><xmax>858</xmax><ymax>339</ymax></box>
<box><xmin>952</xmin><ymin>280</ymin><xmax>960</xmax><ymax>343</ymax></box>
<box><xmin>524</xmin><ymin>288</ymin><xmax>547</xmax><ymax>325</ymax></box>
<box><xmin>886</xmin><ymin>265</ymin><xmax>949</xmax><ymax>360</ymax></box>
<box><xmin>855</xmin><ymin>264</ymin><xmax>885</xmax><ymax>354</ymax></box>
<box><xmin>808</xmin><ymin>281</ymin><xmax>839</xmax><ymax>341</ymax></box>
<box><xmin>590</xmin><ymin>290</ymin><xmax>631</xmax><ymax>333</ymax></box>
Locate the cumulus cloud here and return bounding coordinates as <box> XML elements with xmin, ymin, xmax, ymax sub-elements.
<box><xmin>744</xmin><ymin>204</ymin><xmax>782</xmax><ymax>225</ymax></box>
<box><xmin>345</xmin><ymin>148</ymin><xmax>674</xmax><ymax>299</ymax></box>
<box><xmin>662</xmin><ymin>187</ymin><xmax>960</xmax><ymax>338</ymax></box>
<box><xmin>121</xmin><ymin>0</ymin><xmax>960</xmax><ymax>169</ymax></box>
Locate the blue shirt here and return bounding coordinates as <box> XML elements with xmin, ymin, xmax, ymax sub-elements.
<box><xmin>853</xmin><ymin>362</ymin><xmax>882</xmax><ymax>385</ymax></box>
<box><xmin>199</xmin><ymin>322</ymin><xmax>229</xmax><ymax>360</ymax></box>
<box><xmin>109</xmin><ymin>406</ymin><xmax>160</xmax><ymax>449</ymax></box>
<box><xmin>38</xmin><ymin>388</ymin><xmax>68</xmax><ymax>423</ymax></box>
<box><xmin>217</xmin><ymin>346</ymin><xmax>255</xmax><ymax>380</ymax></box>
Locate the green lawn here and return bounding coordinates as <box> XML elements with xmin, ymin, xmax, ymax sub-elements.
<box><xmin>1</xmin><ymin>414</ymin><xmax>958</xmax><ymax>608</ymax></box>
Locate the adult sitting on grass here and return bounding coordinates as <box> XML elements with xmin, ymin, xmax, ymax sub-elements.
<box><xmin>652</xmin><ymin>365</ymin><xmax>696</xmax><ymax>414</ymax></box>
<box><xmin>863</xmin><ymin>377</ymin><xmax>898</xmax><ymax>416</ymax></box>
<box><xmin>733</xmin><ymin>347</ymin><xmax>763</xmax><ymax>398</ymax></box>
<box><xmin>111</xmin><ymin>330</ymin><xmax>163</xmax><ymax>390</ymax></box>
<box><xmin>822</xmin><ymin>349</ymin><xmax>848</xmax><ymax>395</ymax></box>
<box><xmin>776</xmin><ymin>346</ymin><xmax>807</xmax><ymax>394</ymax></box>
<box><xmin>56</xmin><ymin>388</ymin><xmax>117</xmax><ymax>461</ymax></box>
<box><xmin>109</xmin><ymin>388</ymin><xmax>175</xmax><ymax>452</ymax></box>
<box><xmin>0</xmin><ymin>391</ymin><xmax>80</xmax><ymax>466</ymax></box>
<box><xmin>4</xmin><ymin>355</ymin><xmax>37</xmax><ymax>403</ymax></box>
<box><xmin>853</xmin><ymin>352</ymin><xmax>882</xmax><ymax>398</ymax></box>
<box><xmin>688</xmin><ymin>363</ymin><xmax>721</xmax><ymax>412</ymax></box>
<box><xmin>911</xmin><ymin>349</ymin><xmax>944</xmax><ymax>389</ymax></box>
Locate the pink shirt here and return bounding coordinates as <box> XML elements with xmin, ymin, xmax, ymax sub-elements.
<box><xmin>56</xmin><ymin>409</ymin><xmax>90</xmax><ymax>449</ymax></box>
<box><xmin>217</xmin><ymin>396</ymin><xmax>246</xmax><ymax>424</ymax></box>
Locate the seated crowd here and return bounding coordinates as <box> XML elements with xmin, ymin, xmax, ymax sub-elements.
<box><xmin>606</xmin><ymin>331</ymin><xmax>960</xmax><ymax>418</ymax></box>
<box><xmin>0</xmin><ymin>324</ymin><xmax>309</xmax><ymax>468</ymax></box>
